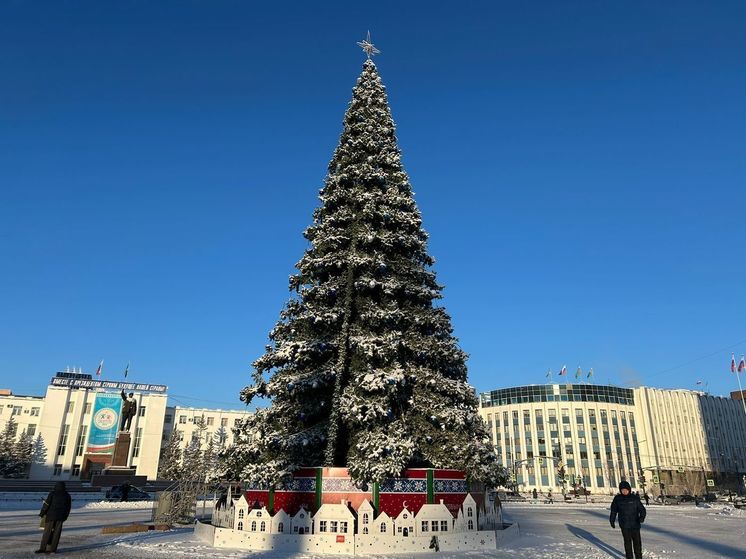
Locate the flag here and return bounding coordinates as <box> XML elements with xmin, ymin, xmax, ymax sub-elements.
<box><xmin>546</xmin><ymin>369</ymin><xmax>552</xmax><ymax>379</ymax></box>
<box><xmin>731</xmin><ymin>353</ymin><xmax>737</xmax><ymax>373</ymax></box>
<box><xmin>123</xmin><ymin>362</ymin><xmax>130</xmax><ymax>378</ymax></box>
<box><xmin>575</xmin><ymin>366</ymin><xmax>582</xmax><ymax>379</ymax></box>
<box><xmin>696</xmin><ymin>380</ymin><xmax>703</xmax><ymax>385</ymax></box>
<box><xmin>587</xmin><ymin>368</ymin><xmax>594</xmax><ymax>379</ymax></box>
<box><xmin>559</xmin><ymin>365</ymin><xmax>567</xmax><ymax>376</ymax></box>
<box><xmin>739</xmin><ymin>356</ymin><xmax>746</xmax><ymax>373</ymax></box>
<box><xmin>95</xmin><ymin>360</ymin><xmax>103</xmax><ymax>377</ymax></box>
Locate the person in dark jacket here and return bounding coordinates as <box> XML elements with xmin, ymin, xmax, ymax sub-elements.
<box><xmin>610</xmin><ymin>480</ymin><xmax>646</xmax><ymax>559</ymax></box>
<box><xmin>120</xmin><ymin>482</ymin><xmax>131</xmax><ymax>502</ymax></box>
<box><xmin>38</xmin><ymin>481</ymin><xmax>72</xmax><ymax>553</ymax></box>
<box><xmin>643</xmin><ymin>492</ymin><xmax>650</xmax><ymax>506</ymax></box>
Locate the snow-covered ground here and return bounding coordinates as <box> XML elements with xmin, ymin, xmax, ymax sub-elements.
<box><xmin>0</xmin><ymin>501</ymin><xmax>743</xmax><ymax>558</ymax></box>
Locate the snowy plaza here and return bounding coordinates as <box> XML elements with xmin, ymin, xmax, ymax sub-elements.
<box><xmin>0</xmin><ymin>499</ymin><xmax>744</xmax><ymax>558</ymax></box>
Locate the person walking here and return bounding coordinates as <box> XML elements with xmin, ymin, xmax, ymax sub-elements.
<box><xmin>610</xmin><ymin>480</ymin><xmax>646</xmax><ymax>559</ymax></box>
<box><xmin>120</xmin><ymin>482</ymin><xmax>131</xmax><ymax>502</ymax></box>
<box><xmin>532</xmin><ymin>488</ymin><xmax>538</xmax><ymax>502</ymax></box>
<box><xmin>643</xmin><ymin>492</ymin><xmax>649</xmax><ymax>506</ymax></box>
<box><xmin>547</xmin><ymin>489</ymin><xmax>554</xmax><ymax>504</ymax></box>
<box><xmin>37</xmin><ymin>481</ymin><xmax>72</xmax><ymax>554</ymax></box>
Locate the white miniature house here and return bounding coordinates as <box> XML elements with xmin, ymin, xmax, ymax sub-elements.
<box><xmin>413</xmin><ymin>500</ymin><xmax>453</xmax><ymax>536</ymax></box>
<box><xmin>313</xmin><ymin>499</ymin><xmax>356</xmax><ymax>536</ymax></box>
<box><xmin>357</xmin><ymin>500</ymin><xmax>375</xmax><ymax>535</ymax></box>
<box><xmin>393</xmin><ymin>506</ymin><xmax>415</xmax><ymax>537</ymax></box>
<box><xmin>246</xmin><ymin>505</ymin><xmax>271</xmax><ymax>534</ymax></box>
<box><xmin>373</xmin><ymin>510</ymin><xmax>393</xmax><ymax>535</ymax></box>
<box><xmin>233</xmin><ymin>494</ymin><xmax>250</xmax><ymax>531</ymax></box>
<box><xmin>272</xmin><ymin>508</ymin><xmax>291</xmax><ymax>534</ymax></box>
<box><xmin>291</xmin><ymin>506</ymin><xmax>312</xmax><ymax>534</ymax></box>
<box><xmin>462</xmin><ymin>493</ymin><xmax>477</xmax><ymax>531</ymax></box>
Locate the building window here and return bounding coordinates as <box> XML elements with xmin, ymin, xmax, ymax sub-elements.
<box><xmin>362</xmin><ymin>513</ymin><xmax>368</xmax><ymax>524</ymax></box>
<box><xmin>30</xmin><ymin>407</ymin><xmax>40</xmax><ymax>417</ymax></box>
<box><xmin>12</xmin><ymin>405</ymin><xmax>22</xmax><ymax>416</ymax></box>
<box><xmin>57</xmin><ymin>425</ymin><xmax>70</xmax><ymax>456</ymax></box>
<box><xmin>237</xmin><ymin>521</ymin><xmax>243</xmax><ymax>531</ymax></box>
<box><xmin>468</xmin><ymin>519</ymin><xmax>474</xmax><ymax>530</ymax></box>
<box><xmin>380</xmin><ymin>522</ymin><xmax>386</xmax><ymax>533</ymax></box>
<box><xmin>441</xmin><ymin>520</ymin><xmax>448</xmax><ymax>531</ymax></box>
<box><xmin>179</xmin><ymin>415</ymin><xmax>187</xmax><ymax>424</ymax></box>
<box><xmin>330</xmin><ymin>521</ymin><xmax>338</xmax><ymax>532</ymax></box>
<box><xmin>251</xmin><ymin>521</ymin><xmax>257</xmax><ymax>532</ymax></box>
<box><xmin>207</xmin><ymin>417</ymin><xmax>214</xmax><ymax>426</ymax></box>
<box><xmin>164</xmin><ymin>414</ymin><xmax>173</xmax><ymax>423</ymax></box>
<box><xmin>340</xmin><ymin>521</ymin><xmax>348</xmax><ymax>533</ymax></box>
<box><xmin>84</xmin><ymin>403</ymin><xmax>92</xmax><ymax>415</ymax></box>
<box><xmin>238</xmin><ymin>509</ymin><xmax>244</xmax><ymax>519</ymax></box>
<box><xmin>66</xmin><ymin>402</ymin><xmax>74</xmax><ymax>414</ymax></box>
<box><xmin>363</xmin><ymin>526</ymin><xmax>368</xmax><ymax>534</ymax></box>
<box><xmin>138</xmin><ymin>406</ymin><xmax>146</xmax><ymax>417</ymax></box>
<box><xmin>319</xmin><ymin>521</ymin><xmax>327</xmax><ymax>532</ymax></box>
<box><xmin>26</xmin><ymin>424</ymin><xmax>36</xmax><ymax>437</ymax></box>
<box><xmin>293</xmin><ymin>526</ymin><xmax>298</xmax><ymax>533</ymax></box>
<box><xmin>75</xmin><ymin>427</ymin><xmax>87</xmax><ymax>457</ymax></box>
<box><xmin>467</xmin><ymin>507</ymin><xmax>473</xmax><ymax>517</ymax></box>
<box><xmin>132</xmin><ymin>428</ymin><xmax>143</xmax><ymax>458</ymax></box>
<box><xmin>278</xmin><ymin>522</ymin><xmax>284</xmax><ymax>533</ymax></box>
<box><xmin>421</xmin><ymin>521</ymin><xmax>429</xmax><ymax>532</ymax></box>
<box><xmin>234</xmin><ymin>418</ymin><xmax>241</xmax><ymax>427</ymax></box>
<box><xmin>177</xmin><ymin>431</ymin><xmax>184</xmax><ymax>441</ymax></box>
<box><xmin>221</xmin><ymin>418</ymin><xmax>228</xmax><ymax>427</ymax></box>
<box><xmin>431</xmin><ymin>521</ymin><xmax>439</xmax><ymax>531</ymax></box>
<box><xmin>72</xmin><ymin>464</ymin><xmax>81</xmax><ymax>477</ymax></box>
<box><xmin>53</xmin><ymin>464</ymin><xmax>62</xmax><ymax>476</ymax></box>
<box><xmin>260</xmin><ymin>521</ymin><xmax>266</xmax><ymax>532</ymax></box>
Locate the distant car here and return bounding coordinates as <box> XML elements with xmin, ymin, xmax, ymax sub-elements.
<box><xmin>497</xmin><ymin>491</ymin><xmax>527</xmax><ymax>502</ymax></box>
<box><xmin>703</xmin><ymin>493</ymin><xmax>717</xmax><ymax>502</ymax></box>
<box><xmin>655</xmin><ymin>494</ymin><xmax>680</xmax><ymax>505</ymax></box>
<box><xmin>677</xmin><ymin>495</ymin><xmax>695</xmax><ymax>502</ymax></box>
<box><xmin>105</xmin><ymin>485</ymin><xmax>151</xmax><ymax>501</ymax></box>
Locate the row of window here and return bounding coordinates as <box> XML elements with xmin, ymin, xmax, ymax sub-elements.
<box><xmin>1</xmin><ymin>405</ymin><xmax>41</xmax><ymax>416</ymax></box>
<box><xmin>167</xmin><ymin>414</ymin><xmax>241</xmax><ymax>427</ymax></box>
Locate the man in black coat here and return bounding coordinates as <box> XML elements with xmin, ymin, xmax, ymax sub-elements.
<box><xmin>38</xmin><ymin>481</ymin><xmax>72</xmax><ymax>553</ymax></box>
<box><xmin>610</xmin><ymin>480</ymin><xmax>646</xmax><ymax>559</ymax></box>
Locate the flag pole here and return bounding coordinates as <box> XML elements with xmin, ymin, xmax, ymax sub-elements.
<box><xmin>736</xmin><ymin>371</ymin><xmax>746</xmax><ymax>415</ymax></box>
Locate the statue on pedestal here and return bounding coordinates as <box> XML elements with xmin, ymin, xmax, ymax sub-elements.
<box><xmin>120</xmin><ymin>390</ymin><xmax>137</xmax><ymax>432</ymax></box>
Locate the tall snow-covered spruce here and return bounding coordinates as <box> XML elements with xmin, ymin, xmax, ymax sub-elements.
<box><xmin>226</xmin><ymin>58</ymin><xmax>506</xmax><ymax>489</ymax></box>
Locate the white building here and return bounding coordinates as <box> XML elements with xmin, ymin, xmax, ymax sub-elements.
<box><xmin>0</xmin><ymin>370</ymin><xmax>252</xmax><ymax>482</ymax></box>
<box><xmin>0</xmin><ymin>372</ymin><xmax>168</xmax><ymax>481</ymax></box>
<box><xmin>479</xmin><ymin>383</ymin><xmax>746</xmax><ymax>495</ymax></box>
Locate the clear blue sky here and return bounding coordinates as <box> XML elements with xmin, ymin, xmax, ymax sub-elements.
<box><xmin>1</xmin><ymin>1</ymin><xmax>745</xmax><ymax>409</ymax></box>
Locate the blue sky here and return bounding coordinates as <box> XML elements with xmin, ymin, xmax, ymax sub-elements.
<box><xmin>1</xmin><ymin>1</ymin><xmax>745</xmax><ymax>409</ymax></box>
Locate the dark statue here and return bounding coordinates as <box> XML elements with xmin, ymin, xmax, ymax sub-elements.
<box><xmin>120</xmin><ymin>389</ymin><xmax>137</xmax><ymax>431</ymax></box>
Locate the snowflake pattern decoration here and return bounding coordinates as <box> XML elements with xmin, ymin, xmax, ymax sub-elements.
<box><xmin>434</xmin><ymin>479</ymin><xmax>469</xmax><ymax>493</ymax></box>
<box><xmin>379</xmin><ymin>479</ymin><xmax>427</xmax><ymax>493</ymax></box>
<box><xmin>357</xmin><ymin>31</ymin><xmax>380</xmax><ymax>59</ymax></box>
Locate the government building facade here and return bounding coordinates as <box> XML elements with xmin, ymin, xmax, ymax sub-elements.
<box><xmin>0</xmin><ymin>371</ymin><xmax>252</xmax><ymax>481</ymax></box>
<box><xmin>479</xmin><ymin>383</ymin><xmax>746</xmax><ymax>495</ymax></box>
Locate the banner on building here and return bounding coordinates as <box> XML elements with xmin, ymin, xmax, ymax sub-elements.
<box><xmin>86</xmin><ymin>393</ymin><xmax>122</xmax><ymax>454</ymax></box>
<box><xmin>50</xmin><ymin>377</ymin><xmax>167</xmax><ymax>393</ymax></box>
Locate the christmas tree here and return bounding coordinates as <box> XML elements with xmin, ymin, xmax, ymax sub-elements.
<box><xmin>227</xmin><ymin>44</ymin><xmax>505</xmax><ymax>489</ymax></box>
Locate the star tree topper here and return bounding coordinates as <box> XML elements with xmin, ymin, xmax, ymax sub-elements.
<box><xmin>357</xmin><ymin>31</ymin><xmax>380</xmax><ymax>59</ymax></box>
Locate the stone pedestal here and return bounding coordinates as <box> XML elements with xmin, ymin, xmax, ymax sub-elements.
<box><xmin>112</xmin><ymin>431</ymin><xmax>131</xmax><ymax>467</ymax></box>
